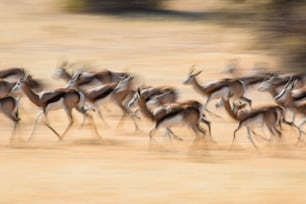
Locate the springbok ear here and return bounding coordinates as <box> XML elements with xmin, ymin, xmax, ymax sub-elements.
<box><xmin>20</xmin><ymin>68</ymin><xmax>26</xmax><ymax>78</ymax></box>
<box><xmin>58</xmin><ymin>60</ymin><xmax>68</xmax><ymax>69</ymax></box>
<box><xmin>72</xmin><ymin>70</ymin><xmax>82</xmax><ymax>80</ymax></box>
<box><xmin>189</xmin><ymin>64</ymin><xmax>196</xmax><ymax>75</ymax></box>
<box><xmin>22</xmin><ymin>74</ymin><xmax>31</xmax><ymax>82</ymax></box>
<box><xmin>284</xmin><ymin>76</ymin><xmax>294</xmax><ymax>89</ymax></box>
<box><xmin>137</xmin><ymin>88</ymin><xmax>142</xmax><ymax>96</ymax></box>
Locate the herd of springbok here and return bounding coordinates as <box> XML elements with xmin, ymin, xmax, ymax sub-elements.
<box><xmin>0</xmin><ymin>61</ymin><xmax>305</xmax><ymax>148</ymax></box>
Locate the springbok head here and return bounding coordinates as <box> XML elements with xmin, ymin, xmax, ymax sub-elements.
<box><xmin>114</xmin><ymin>75</ymin><xmax>135</xmax><ymax>93</ymax></box>
<box><xmin>183</xmin><ymin>65</ymin><xmax>202</xmax><ymax>85</ymax></box>
<box><xmin>12</xmin><ymin>74</ymin><xmax>32</xmax><ymax>92</ymax></box>
<box><xmin>258</xmin><ymin>74</ymin><xmax>281</xmax><ymax>92</ymax></box>
<box><xmin>274</xmin><ymin>76</ymin><xmax>296</xmax><ymax>102</ymax></box>
<box><xmin>127</xmin><ymin>87</ymin><xmax>171</xmax><ymax>109</ymax></box>
<box><xmin>127</xmin><ymin>87</ymin><xmax>146</xmax><ymax>108</ymax></box>
<box><xmin>66</xmin><ymin>71</ymin><xmax>83</xmax><ymax>89</ymax></box>
<box><xmin>53</xmin><ymin>61</ymin><xmax>73</xmax><ymax>80</ymax></box>
<box><xmin>232</xmin><ymin>101</ymin><xmax>248</xmax><ymax>114</ymax></box>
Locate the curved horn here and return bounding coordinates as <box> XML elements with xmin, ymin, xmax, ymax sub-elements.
<box><xmin>189</xmin><ymin>64</ymin><xmax>196</xmax><ymax>75</ymax></box>
<box><xmin>192</xmin><ymin>70</ymin><xmax>202</xmax><ymax>76</ymax></box>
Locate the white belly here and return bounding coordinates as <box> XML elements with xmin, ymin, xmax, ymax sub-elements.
<box><xmin>242</xmin><ymin>114</ymin><xmax>264</xmax><ymax>128</ymax></box>
<box><xmin>90</xmin><ymin>94</ymin><xmax>113</xmax><ymax>108</ymax></box>
<box><xmin>46</xmin><ymin>98</ymin><xmax>65</xmax><ymax>112</ymax></box>
<box><xmin>210</xmin><ymin>87</ymin><xmax>230</xmax><ymax>100</ymax></box>
<box><xmin>158</xmin><ymin>114</ymin><xmax>184</xmax><ymax>128</ymax></box>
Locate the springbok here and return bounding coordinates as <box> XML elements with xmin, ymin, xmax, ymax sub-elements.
<box><xmin>183</xmin><ymin>67</ymin><xmax>252</xmax><ymax>115</ymax></box>
<box><xmin>134</xmin><ymin>88</ymin><xmax>212</xmax><ymax>142</ymax></box>
<box><xmin>259</xmin><ymin>75</ymin><xmax>305</xmax><ymax>124</ymax></box>
<box><xmin>265</xmin><ymin>73</ymin><xmax>306</xmax><ymax>89</ymax></box>
<box><xmin>66</xmin><ymin>72</ymin><xmax>139</xmax><ymax>130</ymax></box>
<box><xmin>237</xmin><ymin>72</ymin><xmax>276</xmax><ymax>89</ymax></box>
<box><xmin>0</xmin><ymin>68</ymin><xmax>43</xmax><ymax>94</ymax></box>
<box><xmin>0</xmin><ymin>77</ymin><xmax>43</xmax><ymax>98</ymax></box>
<box><xmin>53</xmin><ymin>61</ymin><xmax>130</xmax><ymax>87</ymax></box>
<box><xmin>274</xmin><ymin>79</ymin><xmax>306</xmax><ymax>141</ymax></box>
<box><xmin>222</xmin><ymin>98</ymin><xmax>283</xmax><ymax>148</ymax></box>
<box><xmin>127</xmin><ymin>85</ymin><xmax>178</xmax><ymax>109</ymax></box>
<box><xmin>12</xmin><ymin>75</ymin><xmax>100</xmax><ymax>141</ymax></box>
<box><xmin>0</xmin><ymin>96</ymin><xmax>20</xmax><ymax>142</ymax></box>
<box><xmin>0</xmin><ymin>67</ymin><xmax>25</xmax><ymax>80</ymax></box>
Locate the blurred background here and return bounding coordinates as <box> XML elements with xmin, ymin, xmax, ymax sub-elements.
<box><xmin>0</xmin><ymin>0</ymin><xmax>305</xmax><ymax>78</ymax></box>
<box><xmin>60</xmin><ymin>0</ymin><xmax>306</xmax><ymax>72</ymax></box>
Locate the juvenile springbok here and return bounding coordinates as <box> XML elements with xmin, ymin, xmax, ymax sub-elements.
<box><xmin>12</xmin><ymin>75</ymin><xmax>100</xmax><ymax>141</ymax></box>
<box><xmin>135</xmin><ymin>89</ymin><xmax>212</xmax><ymax>142</ymax></box>
<box><xmin>183</xmin><ymin>67</ymin><xmax>252</xmax><ymax>115</ymax></box>
<box><xmin>222</xmin><ymin>98</ymin><xmax>283</xmax><ymax>148</ymax></box>
<box><xmin>66</xmin><ymin>72</ymin><xmax>139</xmax><ymax>130</ymax></box>
<box><xmin>0</xmin><ymin>96</ymin><xmax>20</xmax><ymax>142</ymax></box>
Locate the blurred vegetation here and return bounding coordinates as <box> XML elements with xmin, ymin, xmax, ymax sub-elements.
<box><xmin>62</xmin><ymin>0</ymin><xmax>306</xmax><ymax>72</ymax></box>
<box><xmin>233</xmin><ymin>0</ymin><xmax>306</xmax><ymax>71</ymax></box>
<box><xmin>61</xmin><ymin>0</ymin><xmax>164</xmax><ymax>13</ymax></box>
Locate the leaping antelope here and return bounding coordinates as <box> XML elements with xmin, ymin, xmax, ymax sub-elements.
<box><xmin>0</xmin><ymin>96</ymin><xmax>20</xmax><ymax>142</ymax></box>
<box><xmin>12</xmin><ymin>75</ymin><xmax>100</xmax><ymax>141</ymax></box>
<box><xmin>134</xmin><ymin>89</ymin><xmax>213</xmax><ymax>142</ymax></box>
<box><xmin>183</xmin><ymin>66</ymin><xmax>252</xmax><ymax>115</ymax></box>
<box><xmin>222</xmin><ymin>98</ymin><xmax>283</xmax><ymax>148</ymax></box>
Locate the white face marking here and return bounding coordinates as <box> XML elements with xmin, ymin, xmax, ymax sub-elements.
<box><xmin>12</xmin><ymin>82</ymin><xmax>22</xmax><ymax>92</ymax></box>
<box><xmin>127</xmin><ymin>93</ymin><xmax>139</xmax><ymax>108</ymax></box>
<box><xmin>183</xmin><ymin>76</ymin><xmax>193</xmax><ymax>84</ymax></box>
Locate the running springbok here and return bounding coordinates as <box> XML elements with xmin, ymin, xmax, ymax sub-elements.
<box><xmin>0</xmin><ymin>96</ymin><xmax>20</xmax><ymax>142</ymax></box>
<box><xmin>273</xmin><ymin>79</ymin><xmax>306</xmax><ymax>142</ymax></box>
<box><xmin>134</xmin><ymin>89</ymin><xmax>212</xmax><ymax>142</ymax></box>
<box><xmin>259</xmin><ymin>74</ymin><xmax>305</xmax><ymax>124</ymax></box>
<box><xmin>127</xmin><ymin>85</ymin><xmax>178</xmax><ymax>109</ymax></box>
<box><xmin>0</xmin><ymin>67</ymin><xmax>25</xmax><ymax>80</ymax></box>
<box><xmin>53</xmin><ymin>61</ymin><xmax>130</xmax><ymax>87</ymax></box>
<box><xmin>221</xmin><ymin>98</ymin><xmax>283</xmax><ymax>148</ymax></box>
<box><xmin>66</xmin><ymin>72</ymin><xmax>139</xmax><ymax>130</ymax></box>
<box><xmin>0</xmin><ymin>68</ymin><xmax>43</xmax><ymax>94</ymax></box>
<box><xmin>183</xmin><ymin>67</ymin><xmax>252</xmax><ymax>115</ymax></box>
<box><xmin>0</xmin><ymin>77</ymin><xmax>43</xmax><ymax>98</ymax></box>
<box><xmin>12</xmin><ymin>75</ymin><xmax>100</xmax><ymax>141</ymax></box>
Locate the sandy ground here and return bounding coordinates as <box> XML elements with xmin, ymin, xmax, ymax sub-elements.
<box><xmin>0</xmin><ymin>1</ymin><xmax>306</xmax><ymax>203</ymax></box>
